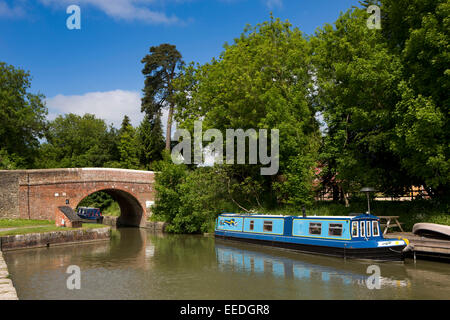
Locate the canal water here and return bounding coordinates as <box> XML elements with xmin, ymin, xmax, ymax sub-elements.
<box><xmin>4</xmin><ymin>228</ymin><xmax>450</xmax><ymax>300</ymax></box>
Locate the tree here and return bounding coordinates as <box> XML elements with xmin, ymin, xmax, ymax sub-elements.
<box><xmin>38</xmin><ymin>113</ymin><xmax>118</xmax><ymax>168</ymax></box>
<box><xmin>313</xmin><ymin>2</ymin><xmax>449</xmax><ymax>200</ymax></box>
<box><xmin>117</xmin><ymin>115</ymin><xmax>140</xmax><ymax>169</ymax></box>
<box><xmin>141</xmin><ymin>44</ymin><xmax>184</xmax><ymax>151</ymax></box>
<box><xmin>312</xmin><ymin>7</ymin><xmax>416</xmax><ymax>199</ymax></box>
<box><xmin>137</xmin><ymin>113</ymin><xmax>165</xmax><ymax>169</ymax></box>
<box><xmin>174</xmin><ymin>16</ymin><xmax>320</xmax><ymax>208</ymax></box>
<box><xmin>380</xmin><ymin>0</ymin><xmax>449</xmax><ymax>197</ymax></box>
<box><xmin>0</xmin><ymin>62</ymin><xmax>47</xmax><ymax>168</ymax></box>
<box><xmin>152</xmin><ymin>153</ymin><xmax>231</xmax><ymax>234</ymax></box>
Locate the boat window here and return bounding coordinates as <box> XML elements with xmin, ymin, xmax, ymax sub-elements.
<box><xmin>328</xmin><ymin>223</ymin><xmax>343</xmax><ymax>236</ymax></box>
<box><xmin>263</xmin><ymin>221</ymin><xmax>273</xmax><ymax>232</ymax></box>
<box><xmin>372</xmin><ymin>221</ymin><xmax>380</xmax><ymax>237</ymax></box>
<box><xmin>309</xmin><ymin>223</ymin><xmax>322</xmax><ymax>235</ymax></box>
<box><xmin>360</xmin><ymin>221</ymin><xmax>366</xmax><ymax>237</ymax></box>
<box><xmin>366</xmin><ymin>221</ymin><xmax>371</xmax><ymax>237</ymax></box>
<box><xmin>351</xmin><ymin>221</ymin><xmax>358</xmax><ymax>237</ymax></box>
<box><xmin>249</xmin><ymin>220</ymin><xmax>254</xmax><ymax>231</ymax></box>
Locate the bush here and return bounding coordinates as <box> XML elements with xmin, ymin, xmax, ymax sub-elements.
<box><xmin>151</xmin><ymin>154</ymin><xmax>232</xmax><ymax>233</ymax></box>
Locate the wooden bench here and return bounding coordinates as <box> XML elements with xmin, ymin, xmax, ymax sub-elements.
<box><xmin>378</xmin><ymin>216</ymin><xmax>405</xmax><ymax>235</ymax></box>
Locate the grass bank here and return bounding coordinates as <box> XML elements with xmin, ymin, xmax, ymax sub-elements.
<box><xmin>101</xmin><ymin>201</ymin><xmax>120</xmax><ymax>216</ymax></box>
<box><xmin>0</xmin><ymin>219</ymin><xmax>53</xmax><ymax>228</ymax></box>
<box><xmin>0</xmin><ymin>223</ymin><xmax>107</xmax><ymax>237</ymax></box>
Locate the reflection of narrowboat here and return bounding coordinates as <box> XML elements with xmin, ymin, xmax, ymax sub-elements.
<box><xmin>215</xmin><ymin>241</ymin><xmax>411</xmax><ymax>289</ymax></box>
<box><xmin>215</xmin><ymin>213</ymin><xmax>411</xmax><ymax>261</ymax></box>
<box><xmin>76</xmin><ymin>207</ymin><xmax>103</xmax><ymax>223</ymax></box>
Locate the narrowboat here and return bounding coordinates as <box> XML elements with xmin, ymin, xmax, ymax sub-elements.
<box><xmin>214</xmin><ymin>213</ymin><xmax>411</xmax><ymax>261</ymax></box>
<box><xmin>76</xmin><ymin>207</ymin><xmax>103</xmax><ymax>223</ymax></box>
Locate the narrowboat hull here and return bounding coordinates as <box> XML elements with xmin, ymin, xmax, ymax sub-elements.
<box><xmin>77</xmin><ymin>215</ymin><xmax>104</xmax><ymax>222</ymax></box>
<box><xmin>215</xmin><ymin>232</ymin><xmax>406</xmax><ymax>262</ymax></box>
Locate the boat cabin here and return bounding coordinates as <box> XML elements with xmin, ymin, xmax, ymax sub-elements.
<box><xmin>76</xmin><ymin>207</ymin><xmax>103</xmax><ymax>221</ymax></box>
<box><xmin>216</xmin><ymin>213</ymin><xmax>383</xmax><ymax>241</ymax></box>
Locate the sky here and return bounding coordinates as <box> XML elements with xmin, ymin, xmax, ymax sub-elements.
<box><xmin>0</xmin><ymin>0</ymin><xmax>359</xmax><ymax>128</ymax></box>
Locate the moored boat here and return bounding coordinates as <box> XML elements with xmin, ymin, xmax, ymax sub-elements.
<box><xmin>412</xmin><ymin>223</ymin><xmax>450</xmax><ymax>240</ymax></box>
<box><xmin>76</xmin><ymin>207</ymin><xmax>104</xmax><ymax>223</ymax></box>
<box><xmin>214</xmin><ymin>213</ymin><xmax>410</xmax><ymax>261</ymax></box>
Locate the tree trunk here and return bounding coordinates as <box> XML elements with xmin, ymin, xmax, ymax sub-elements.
<box><xmin>340</xmin><ymin>185</ymin><xmax>350</xmax><ymax>207</ymax></box>
<box><xmin>165</xmin><ymin>103</ymin><xmax>174</xmax><ymax>150</ymax></box>
<box><xmin>332</xmin><ymin>184</ymin><xmax>339</xmax><ymax>202</ymax></box>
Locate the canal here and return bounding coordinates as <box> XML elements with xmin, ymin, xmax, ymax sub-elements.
<box><xmin>4</xmin><ymin>228</ymin><xmax>450</xmax><ymax>299</ymax></box>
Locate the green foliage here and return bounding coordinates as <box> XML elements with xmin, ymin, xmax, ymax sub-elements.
<box><xmin>312</xmin><ymin>8</ymin><xmax>406</xmax><ymax>196</ymax></box>
<box><xmin>137</xmin><ymin>114</ymin><xmax>165</xmax><ymax>169</ymax></box>
<box><xmin>38</xmin><ymin>113</ymin><xmax>119</xmax><ymax>168</ymax></box>
<box><xmin>117</xmin><ymin>115</ymin><xmax>140</xmax><ymax>169</ymax></box>
<box><xmin>0</xmin><ymin>62</ymin><xmax>48</xmax><ymax>168</ymax></box>
<box><xmin>381</xmin><ymin>0</ymin><xmax>450</xmax><ymax>197</ymax></box>
<box><xmin>141</xmin><ymin>43</ymin><xmax>184</xmax><ymax>150</ymax></box>
<box><xmin>175</xmin><ymin>16</ymin><xmax>320</xmax><ymax>207</ymax></box>
<box><xmin>77</xmin><ymin>191</ymin><xmax>115</xmax><ymax>212</ymax></box>
<box><xmin>170</xmin><ymin>167</ymin><xmax>229</xmax><ymax>233</ymax></box>
<box><xmin>273</xmin><ymin>154</ymin><xmax>316</xmax><ymax>208</ymax></box>
<box><xmin>152</xmin><ymin>154</ymin><xmax>231</xmax><ymax>233</ymax></box>
<box><xmin>151</xmin><ymin>153</ymin><xmax>188</xmax><ymax>229</ymax></box>
<box><xmin>312</xmin><ymin>3</ymin><xmax>449</xmax><ymax>200</ymax></box>
<box><xmin>0</xmin><ymin>149</ymin><xmax>21</xmax><ymax>170</ymax></box>
<box><xmin>391</xmin><ymin>82</ymin><xmax>448</xmax><ymax>193</ymax></box>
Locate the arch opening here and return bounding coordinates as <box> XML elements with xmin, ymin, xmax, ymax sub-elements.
<box><xmin>76</xmin><ymin>188</ymin><xmax>145</xmax><ymax>227</ymax></box>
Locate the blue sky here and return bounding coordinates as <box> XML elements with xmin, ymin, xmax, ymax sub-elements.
<box><xmin>0</xmin><ymin>0</ymin><xmax>359</xmax><ymax>127</ymax></box>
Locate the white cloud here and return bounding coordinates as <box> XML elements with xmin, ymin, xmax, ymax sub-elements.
<box><xmin>46</xmin><ymin>89</ymin><xmax>174</xmax><ymax>137</ymax></box>
<box><xmin>0</xmin><ymin>0</ymin><xmax>26</xmax><ymax>18</ymax></box>
<box><xmin>46</xmin><ymin>90</ymin><xmax>145</xmax><ymax>128</ymax></box>
<box><xmin>39</xmin><ymin>0</ymin><xmax>180</xmax><ymax>24</ymax></box>
<box><xmin>265</xmin><ymin>0</ymin><xmax>282</xmax><ymax>9</ymax></box>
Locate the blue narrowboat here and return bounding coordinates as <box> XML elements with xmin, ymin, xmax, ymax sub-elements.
<box><xmin>215</xmin><ymin>213</ymin><xmax>411</xmax><ymax>261</ymax></box>
<box><xmin>76</xmin><ymin>207</ymin><xmax>104</xmax><ymax>223</ymax></box>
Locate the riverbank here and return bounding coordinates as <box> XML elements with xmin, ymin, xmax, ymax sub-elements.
<box><xmin>0</xmin><ymin>250</ymin><xmax>18</xmax><ymax>300</ymax></box>
<box><xmin>0</xmin><ymin>226</ymin><xmax>111</xmax><ymax>251</ymax></box>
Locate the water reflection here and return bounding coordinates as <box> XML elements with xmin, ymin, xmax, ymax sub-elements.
<box><xmin>215</xmin><ymin>240</ymin><xmax>412</xmax><ymax>289</ymax></box>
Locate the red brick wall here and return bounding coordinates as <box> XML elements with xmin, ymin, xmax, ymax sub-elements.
<box><xmin>1</xmin><ymin>168</ymin><xmax>156</xmax><ymax>227</ymax></box>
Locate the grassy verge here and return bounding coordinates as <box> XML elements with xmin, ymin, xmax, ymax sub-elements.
<box><xmin>0</xmin><ymin>219</ymin><xmax>54</xmax><ymax>228</ymax></box>
<box><xmin>0</xmin><ymin>223</ymin><xmax>108</xmax><ymax>237</ymax></box>
<box><xmin>101</xmin><ymin>201</ymin><xmax>120</xmax><ymax>216</ymax></box>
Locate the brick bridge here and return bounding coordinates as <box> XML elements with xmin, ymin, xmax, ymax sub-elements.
<box><xmin>0</xmin><ymin>168</ymin><xmax>155</xmax><ymax>227</ymax></box>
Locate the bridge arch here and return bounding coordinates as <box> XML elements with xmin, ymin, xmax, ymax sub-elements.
<box><xmin>0</xmin><ymin>168</ymin><xmax>155</xmax><ymax>227</ymax></box>
<box><xmin>76</xmin><ymin>187</ymin><xmax>145</xmax><ymax>227</ymax></box>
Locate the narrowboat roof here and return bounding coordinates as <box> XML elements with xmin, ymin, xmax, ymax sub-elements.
<box><xmin>218</xmin><ymin>213</ymin><xmax>379</xmax><ymax>220</ymax></box>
